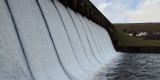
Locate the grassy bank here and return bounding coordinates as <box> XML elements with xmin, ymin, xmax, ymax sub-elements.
<box><xmin>114</xmin><ymin>31</ymin><xmax>160</xmax><ymax>46</ymax></box>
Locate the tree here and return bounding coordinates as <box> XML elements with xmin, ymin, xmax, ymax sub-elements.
<box><xmin>123</xmin><ymin>29</ymin><xmax>127</xmax><ymax>33</ymax></box>
<box><xmin>133</xmin><ymin>30</ymin><xmax>137</xmax><ymax>36</ymax></box>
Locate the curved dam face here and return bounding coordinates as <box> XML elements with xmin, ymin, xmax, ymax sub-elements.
<box><xmin>0</xmin><ymin>0</ymin><xmax>117</xmax><ymax>80</ymax></box>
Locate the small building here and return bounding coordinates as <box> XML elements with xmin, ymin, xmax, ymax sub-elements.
<box><xmin>125</xmin><ymin>32</ymin><xmax>133</xmax><ymax>36</ymax></box>
<box><xmin>136</xmin><ymin>32</ymin><xmax>147</xmax><ymax>37</ymax></box>
<box><xmin>152</xmin><ymin>31</ymin><xmax>160</xmax><ymax>35</ymax></box>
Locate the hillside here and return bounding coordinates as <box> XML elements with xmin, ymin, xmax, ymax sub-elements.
<box><xmin>114</xmin><ymin>31</ymin><xmax>160</xmax><ymax>46</ymax></box>
<box><xmin>114</xmin><ymin>23</ymin><xmax>160</xmax><ymax>32</ymax></box>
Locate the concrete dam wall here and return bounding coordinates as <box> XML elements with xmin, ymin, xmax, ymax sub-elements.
<box><xmin>0</xmin><ymin>0</ymin><xmax>117</xmax><ymax>80</ymax></box>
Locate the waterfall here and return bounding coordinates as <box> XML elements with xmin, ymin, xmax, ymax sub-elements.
<box><xmin>0</xmin><ymin>0</ymin><xmax>118</xmax><ymax>80</ymax></box>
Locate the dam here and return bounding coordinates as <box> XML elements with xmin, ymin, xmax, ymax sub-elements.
<box><xmin>0</xmin><ymin>0</ymin><xmax>118</xmax><ymax>80</ymax></box>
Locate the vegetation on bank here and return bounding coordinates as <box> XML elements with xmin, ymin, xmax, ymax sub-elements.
<box><xmin>114</xmin><ymin>31</ymin><xmax>160</xmax><ymax>46</ymax></box>
<box><xmin>114</xmin><ymin>23</ymin><xmax>160</xmax><ymax>32</ymax></box>
<box><xmin>148</xmin><ymin>40</ymin><xmax>160</xmax><ymax>45</ymax></box>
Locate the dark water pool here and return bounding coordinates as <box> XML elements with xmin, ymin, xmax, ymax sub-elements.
<box><xmin>101</xmin><ymin>53</ymin><xmax>160</xmax><ymax>80</ymax></box>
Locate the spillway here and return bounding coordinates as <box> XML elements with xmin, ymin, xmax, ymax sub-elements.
<box><xmin>0</xmin><ymin>0</ymin><xmax>118</xmax><ymax>80</ymax></box>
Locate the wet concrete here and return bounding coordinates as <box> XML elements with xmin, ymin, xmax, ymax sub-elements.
<box><xmin>99</xmin><ymin>53</ymin><xmax>160</xmax><ymax>80</ymax></box>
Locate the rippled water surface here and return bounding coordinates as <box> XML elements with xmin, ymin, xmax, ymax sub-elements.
<box><xmin>101</xmin><ymin>53</ymin><xmax>160</xmax><ymax>80</ymax></box>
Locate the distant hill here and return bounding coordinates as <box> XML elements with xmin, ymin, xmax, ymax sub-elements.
<box><xmin>114</xmin><ymin>23</ymin><xmax>160</xmax><ymax>32</ymax></box>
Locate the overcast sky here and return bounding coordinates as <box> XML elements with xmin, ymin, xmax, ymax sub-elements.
<box><xmin>90</xmin><ymin>0</ymin><xmax>160</xmax><ymax>23</ymax></box>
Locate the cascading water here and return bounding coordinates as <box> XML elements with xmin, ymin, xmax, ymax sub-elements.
<box><xmin>0</xmin><ymin>0</ymin><xmax>118</xmax><ymax>80</ymax></box>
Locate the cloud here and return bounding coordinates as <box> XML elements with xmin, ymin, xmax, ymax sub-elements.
<box><xmin>90</xmin><ymin>0</ymin><xmax>160</xmax><ymax>23</ymax></box>
<box><xmin>90</xmin><ymin>0</ymin><xmax>106</xmax><ymax>6</ymax></box>
<box><xmin>97</xmin><ymin>2</ymin><xmax>112</xmax><ymax>12</ymax></box>
<box><xmin>126</xmin><ymin>0</ymin><xmax>160</xmax><ymax>23</ymax></box>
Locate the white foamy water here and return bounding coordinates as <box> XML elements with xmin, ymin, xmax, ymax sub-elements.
<box><xmin>0</xmin><ymin>0</ymin><xmax>119</xmax><ymax>80</ymax></box>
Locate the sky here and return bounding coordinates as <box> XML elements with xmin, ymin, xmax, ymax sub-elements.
<box><xmin>90</xmin><ymin>0</ymin><xmax>160</xmax><ymax>23</ymax></box>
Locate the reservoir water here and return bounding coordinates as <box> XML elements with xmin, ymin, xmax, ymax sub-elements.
<box><xmin>99</xmin><ymin>53</ymin><xmax>160</xmax><ymax>80</ymax></box>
